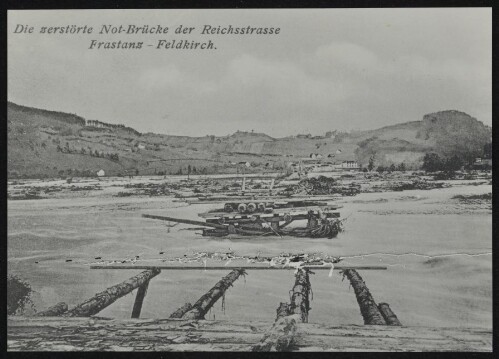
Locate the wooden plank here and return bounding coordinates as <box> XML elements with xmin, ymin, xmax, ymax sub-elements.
<box><xmin>9</xmin><ymin>328</ymin><xmax>262</xmax><ymax>344</ymax></box>
<box><xmin>294</xmin><ymin>326</ymin><xmax>491</xmax><ymax>352</ymax></box>
<box><xmin>142</xmin><ymin>214</ymin><xmax>226</xmax><ymax>229</ymax></box>
<box><xmin>7</xmin><ymin>317</ymin><xmax>491</xmax><ymax>352</ymax></box>
<box><xmin>295</xmin><ymin>323</ymin><xmax>491</xmax><ymax>341</ymax></box>
<box><xmin>8</xmin><ymin>317</ymin><xmax>271</xmax><ymax>334</ymax></box>
<box><xmin>90</xmin><ymin>265</ymin><xmax>388</xmax><ymax>270</ymax></box>
<box><xmin>203</xmin><ymin>211</ymin><xmax>340</xmax><ymax>222</ymax></box>
<box><xmin>7</xmin><ymin>317</ymin><xmax>265</xmax><ymax>351</ymax></box>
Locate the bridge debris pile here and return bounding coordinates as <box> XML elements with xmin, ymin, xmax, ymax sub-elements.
<box><xmin>280</xmin><ymin>176</ymin><xmax>361</xmax><ymax>197</ymax></box>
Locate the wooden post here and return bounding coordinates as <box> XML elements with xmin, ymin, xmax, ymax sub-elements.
<box><xmin>378</xmin><ymin>302</ymin><xmax>402</xmax><ymax>326</ymax></box>
<box><xmin>289</xmin><ymin>268</ymin><xmax>312</xmax><ymax>323</ymax></box>
<box><xmin>63</xmin><ymin>268</ymin><xmax>160</xmax><ymax>317</ymax></box>
<box><xmin>252</xmin><ymin>314</ymin><xmax>301</xmax><ymax>352</ymax></box>
<box><xmin>169</xmin><ymin>303</ymin><xmax>193</xmax><ymax>318</ymax></box>
<box><xmin>34</xmin><ymin>302</ymin><xmax>68</xmax><ymax>317</ymax></box>
<box><xmin>131</xmin><ymin>280</ymin><xmax>150</xmax><ymax>319</ymax></box>
<box><xmin>252</xmin><ymin>270</ymin><xmax>312</xmax><ymax>351</ymax></box>
<box><xmin>181</xmin><ymin>269</ymin><xmax>247</xmax><ymax>320</ymax></box>
<box><xmin>307</xmin><ymin>212</ymin><xmax>318</xmax><ymax>229</ymax></box>
<box><xmin>342</xmin><ymin>269</ymin><xmax>386</xmax><ymax>325</ymax></box>
<box><xmin>276</xmin><ymin>302</ymin><xmax>290</xmax><ymax>320</ymax></box>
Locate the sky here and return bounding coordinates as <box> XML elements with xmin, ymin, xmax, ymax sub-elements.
<box><xmin>8</xmin><ymin>9</ymin><xmax>492</xmax><ymax>137</ymax></box>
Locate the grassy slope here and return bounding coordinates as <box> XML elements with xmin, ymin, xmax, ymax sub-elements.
<box><xmin>7</xmin><ymin>102</ymin><xmax>491</xmax><ymax>177</ymax></box>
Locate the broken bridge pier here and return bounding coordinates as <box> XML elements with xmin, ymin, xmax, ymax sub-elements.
<box><xmin>63</xmin><ymin>268</ymin><xmax>160</xmax><ymax>317</ymax></box>
<box><xmin>171</xmin><ymin>268</ymin><xmax>247</xmax><ymax>320</ymax></box>
<box><xmin>20</xmin><ymin>265</ymin><xmax>494</xmax><ymax>352</ymax></box>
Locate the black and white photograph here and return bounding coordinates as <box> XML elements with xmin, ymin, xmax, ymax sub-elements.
<box><xmin>6</xmin><ymin>7</ymin><xmax>492</xmax><ymax>352</ymax></box>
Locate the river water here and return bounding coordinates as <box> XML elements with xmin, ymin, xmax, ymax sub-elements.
<box><xmin>8</xmin><ymin>176</ymin><xmax>492</xmax><ymax>329</ymax></box>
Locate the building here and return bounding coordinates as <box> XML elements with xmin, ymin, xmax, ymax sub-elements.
<box><xmin>473</xmin><ymin>158</ymin><xmax>492</xmax><ymax>170</ymax></box>
<box><xmin>340</xmin><ymin>160</ymin><xmax>359</xmax><ymax>169</ymax></box>
<box><xmin>97</xmin><ymin>169</ymin><xmax>105</xmax><ymax>177</ymax></box>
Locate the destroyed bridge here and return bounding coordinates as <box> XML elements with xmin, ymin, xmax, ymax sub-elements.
<box><xmin>7</xmin><ymin>264</ymin><xmax>492</xmax><ymax>352</ymax></box>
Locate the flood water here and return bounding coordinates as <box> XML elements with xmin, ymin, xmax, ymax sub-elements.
<box><xmin>8</xmin><ymin>176</ymin><xmax>492</xmax><ymax>329</ymax></box>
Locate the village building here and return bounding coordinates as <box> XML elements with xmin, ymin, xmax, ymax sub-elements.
<box><xmin>340</xmin><ymin>160</ymin><xmax>359</xmax><ymax>169</ymax></box>
<box><xmin>473</xmin><ymin>157</ymin><xmax>492</xmax><ymax>170</ymax></box>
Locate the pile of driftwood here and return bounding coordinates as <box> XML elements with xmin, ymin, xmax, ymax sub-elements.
<box><xmin>280</xmin><ymin>176</ymin><xmax>361</xmax><ymax>197</ymax></box>
<box><xmin>118</xmin><ymin>182</ymin><xmax>174</xmax><ymax>197</ymax></box>
<box><xmin>8</xmin><ymin>183</ymin><xmax>103</xmax><ymax>200</ymax></box>
<box><xmin>369</xmin><ymin>179</ymin><xmax>448</xmax><ymax>192</ymax></box>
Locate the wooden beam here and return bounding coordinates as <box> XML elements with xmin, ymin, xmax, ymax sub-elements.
<box><xmin>252</xmin><ymin>314</ymin><xmax>301</xmax><ymax>352</ymax></box>
<box><xmin>90</xmin><ymin>265</ymin><xmax>387</xmax><ymax>270</ymax></box>
<box><xmin>276</xmin><ymin>302</ymin><xmax>290</xmax><ymax>320</ymax></box>
<box><xmin>34</xmin><ymin>302</ymin><xmax>68</xmax><ymax>317</ymax></box>
<box><xmin>169</xmin><ymin>303</ymin><xmax>193</xmax><ymax>318</ymax></box>
<box><xmin>131</xmin><ymin>280</ymin><xmax>150</xmax><ymax>319</ymax></box>
<box><xmin>378</xmin><ymin>303</ymin><xmax>402</xmax><ymax>326</ymax></box>
<box><xmin>289</xmin><ymin>268</ymin><xmax>313</xmax><ymax>323</ymax></box>
<box><xmin>182</xmin><ymin>269</ymin><xmax>247</xmax><ymax>320</ymax></box>
<box><xmin>205</xmin><ymin>211</ymin><xmax>340</xmax><ymax>224</ymax></box>
<box><xmin>253</xmin><ymin>268</ymin><xmax>312</xmax><ymax>351</ymax></box>
<box><xmin>63</xmin><ymin>268</ymin><xmax>160</xmax><ymax>317</ymax></box>
<box><xmin>341</xmin><ymin>269</ymin><xmax>386</xmax><ymax>325</ymax></box>
<box><xmin>7</xmin><ymin>317</ymin><xmax>491</xmax><ymax>352</ymax></box>
<box><xmin>142</xmin><ymin>214</ymin><xmax>226</xmax><ymax>229</ymax></box>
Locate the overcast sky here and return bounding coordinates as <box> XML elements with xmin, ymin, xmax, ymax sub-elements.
<box><xmin>8</xmin><ymin>9</ymin><xmax>491</xmax><ymax>137</ymax></box>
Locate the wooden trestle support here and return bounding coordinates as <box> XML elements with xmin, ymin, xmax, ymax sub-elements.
<box><xmin>7</xmin><ymin>266</ymin><xmax>492</xmax><ymax>352</ymax></box>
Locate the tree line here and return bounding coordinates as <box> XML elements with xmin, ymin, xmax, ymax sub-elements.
<box><xmin>56</xmin><ymin>142</ymin><xmax>120</xmax><ymax>162</ymax></box>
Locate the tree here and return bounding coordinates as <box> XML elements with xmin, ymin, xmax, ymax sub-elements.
<box><xmin>368</xmin><ymin>154</ymin><xmax>376</xmax><ymax>172</ymax></box>
<box><xmin>397</xmin><ymin>162</ymin><xmax>406</xmax><ymax>172</ymax></box>
<box><xmin>483</xmin><ymin>142</ymin><xmax>492</xmax><ymax>159</ymax></box>
<box><xmin>376</xmin><ymin>166</ymin><xmax>385</xmax><ymax>173</ymax></box>
<box><xmin>421</xmin><ymin>153</ymin><xmax>443</xmax><ymax>172</ymax></box>
<box><xmin>444</xmin><ymin>155</ymin><xmax>463</xmax><ymax>172</ymax></box>
<box><xmin>7</xmin><ymin>275</ymin><xmax>33</xmax><ymax>315</ymax></box>
<box><xmin>80</xmin><ymin>147</ymin><xmax>86</xmax><ymax>155</ymax></box>
<box><xmin>389</xmin><ymin>164</ymin><xmax>396</xmax><ymax>172</ymax></box>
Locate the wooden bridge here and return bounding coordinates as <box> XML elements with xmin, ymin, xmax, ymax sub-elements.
<box><xmin>7</xmin><ymin>265</ymin><xmax>492</xmax><ymax>352</ymax></box>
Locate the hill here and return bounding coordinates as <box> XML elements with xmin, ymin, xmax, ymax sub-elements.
<box><xmin>352</xmin><ymin>110</ymin><xmax>491</xmax><ymax>167</ymax></box>
<box><xmin>7</xmin><ymin>102</ymin><xmax>491</xmax><ymax>178</ymax></box>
